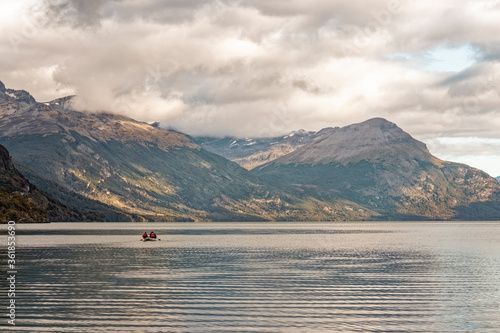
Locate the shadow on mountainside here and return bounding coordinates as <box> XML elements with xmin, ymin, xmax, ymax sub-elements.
<box><xmin>453</xmin><ymin>201</ymin><xmax>500</xmax><ymax>220</ymax></box>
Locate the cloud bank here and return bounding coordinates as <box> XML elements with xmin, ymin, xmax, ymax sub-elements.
<box><xmin>1</xmin><ymin>0</ymin><xmax>500</xmax><ymax>175</ymax></box>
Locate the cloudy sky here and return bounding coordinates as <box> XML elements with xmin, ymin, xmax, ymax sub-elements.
<box><xmin>1</xmin><ymin>0</ymin><xmax>500</xmax><ymax>176</ymax></box>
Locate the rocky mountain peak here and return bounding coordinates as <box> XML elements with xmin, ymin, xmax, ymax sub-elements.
<box><xmin>0</xmin><ymin>81</ymin><xmax>37</xmax><ymax>105</ymax></box>
<box><xmin>0</xmin><ymin>88</ymin><xmax>196</xmax><ymax>151</ymax></box>
<box><xmin>361</xmin><ymin>117</ymin><xmax>397</xmax><ymax>128</ymax></box>
<box><xmin>272</xmin><ymin>118</ymin><xmax>437</xmax><ymax>166</ymax></box>
<box><xmin>342</xmin><ymin>117</ymin><xmax>401</xmax><ymax>135</ymax></box>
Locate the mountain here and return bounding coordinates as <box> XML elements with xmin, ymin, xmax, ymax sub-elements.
<box><xmin>3</xmin><ymin>80</ymin><xmax>498</xmax><ymax>221</ymax></box>
<box><xmin>254</xmin><ymin>118</ymin><xmax>500</xmax><ymax>220</ymax></box>
<box><xmin>0</xmin><ymin>144</ymin><xmax>98</xmax><ymax>222</ymax></box>
<box><xmin>1</xmin><ymin>81</ymin><xmax>366</xmax><ymax>221</ymax></box>
<box><xmin>192</xmin><ymin>130</ymin><xmax>318</xmax><ymax>169</ymax></box>
<box><xmin>497</xmin><ymin>177</ymin><xmax>500</xmax><ymax>184</ymax></box>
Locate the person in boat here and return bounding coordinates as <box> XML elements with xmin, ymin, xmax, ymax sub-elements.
<box><xmin>150</xmin><ymin>231</ymin><xmax>157</xmax><ymax>239</ymax></box>
<box><xmin>142</xmin><ymin>232</ymin><xmax>148</xmax><ymax>239</ymax></box>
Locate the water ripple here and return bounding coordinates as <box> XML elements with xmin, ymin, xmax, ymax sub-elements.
<box><xmin>2</xmin><ymin>222</ymin><xmax>500</xmax><ymax>332</ymax></box>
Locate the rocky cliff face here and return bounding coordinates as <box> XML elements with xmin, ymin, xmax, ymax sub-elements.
<box><xmin>1</xmin><ymin>144</ymin><xmax>48</xmax><ymax>222</ymax></box>
<box><xmin>255</xmin><ymin>118</ymin><xmax>500</xmax><ymax>220</ymax></box>
<box><xmin>0</xmin><ymin>144</ymin><xmax>94</xmax><ymax>222</ymax></box>
<box><xmin>0</xmin><ymin>144</ymin><xmax>31</xmax><ymax>193</ymax></box>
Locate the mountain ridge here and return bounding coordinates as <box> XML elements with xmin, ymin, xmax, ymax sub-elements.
<box><xmin>2</xmin><ymin>80</ymin><xmax>499</xmax><ymax>221</ymax></box>
<box><xmin>192</xmin><ymin>129</ymin><xmax>319</xmax><ymax>169</ymax></box>
<box><xmin>1</xmin><ymin>80</ymin><xmax>368</xmax><ymax>221</ymax></box>
<box><xmin>254</xmin><ymin>118</ymin><xmax>500</xmax><ymax>220</ymax></box>
<box><xmin>271</xmin><ymin>118</ymin><xmax>441</xmax><ymax>166</ymax></box>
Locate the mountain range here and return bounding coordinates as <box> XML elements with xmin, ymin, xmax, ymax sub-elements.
<box><xmin>1</xmin><ymin>81</ymin><xmax>361</xmax><ymax>222</ymax></box>
<box><xmin>191</xmin><ymin>129</ymin><xmax>318</xmax><ymax>170</ymax></box>
<box><xmin>1</xmin><ymin>80</ymin><xmax>499</xmax><ymax>221</ymax></box>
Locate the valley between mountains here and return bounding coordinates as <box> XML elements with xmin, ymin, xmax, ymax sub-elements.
<box><xmin>1</xmin><ymin>80</ymin><xmax>499</xmax><ymax>222</ymax></box>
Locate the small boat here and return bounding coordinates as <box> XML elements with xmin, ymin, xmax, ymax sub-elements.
<box><xmin>141</xmin><ymin>237</ymin><xmax>160</xmax><ymax>242</ymax></box>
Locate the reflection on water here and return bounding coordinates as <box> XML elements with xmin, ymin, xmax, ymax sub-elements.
<box><xmin>1</xmin><ymin>222</ymin><xmax>500</xmax><ymax>332</ymax></box>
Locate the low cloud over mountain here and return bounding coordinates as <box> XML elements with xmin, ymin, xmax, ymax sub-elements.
<box><xmin>1</xmin><ymin>0</ymin><xmax>500</xmax><ymax>175</ymax></box>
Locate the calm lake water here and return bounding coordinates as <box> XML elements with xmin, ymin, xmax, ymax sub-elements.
<box><xmin>2</xmin><ymin>222</ymin><xmax>500</xmax><ymax>332</ymax></box>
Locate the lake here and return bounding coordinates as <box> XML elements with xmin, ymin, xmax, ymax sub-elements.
<box><xmin>2</xmin><ymin>222</ymin><xmax>500</xmax><ymax>332</ymax></box>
